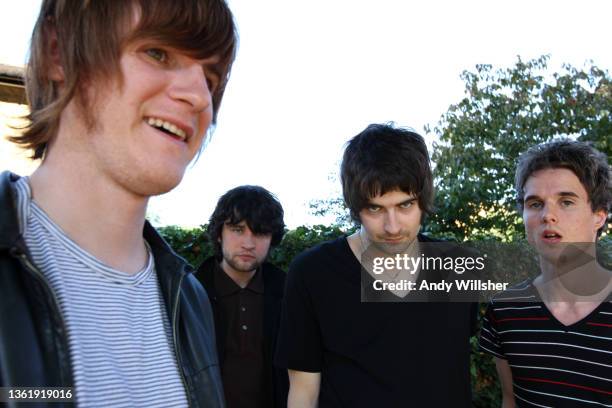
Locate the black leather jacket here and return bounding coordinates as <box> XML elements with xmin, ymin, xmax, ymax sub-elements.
<box><xmin>0</xmin><ymin>171</ymin><xmax>225</xmax><ymax>407</ymax></box>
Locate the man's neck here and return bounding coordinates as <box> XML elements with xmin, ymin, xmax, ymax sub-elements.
<box><xmin>29</xmin><ymin>155</ymin><xmax>149</xmax><ymax>275</ymax></box>
<box><xmin>535</xmin><ymin>257</ymin><xmax>612</xmax><ymax>304</ymax></box>
<box><xmin>220</xmin><ymin>261</ymin><xmax>256</xmax><ymax>289</ymax></box>
<box><xmin>347</xmin><ymin>232</ymin><xmax>420</xmax><ymax>298</ymax></box>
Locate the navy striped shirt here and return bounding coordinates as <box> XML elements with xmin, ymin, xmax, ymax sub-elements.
<box><xmin>479</xmin><ymin>279</ymin><xmax>612</xmax><ymax>407</ymax></box>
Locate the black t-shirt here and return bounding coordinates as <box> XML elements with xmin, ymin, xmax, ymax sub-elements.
<box><xmin>275</xmin><ymin>235</ymin><xmax>477</xmax><ymax>407</ymax></box>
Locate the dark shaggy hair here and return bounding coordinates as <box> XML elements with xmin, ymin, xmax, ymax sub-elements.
<box><xmin>515</xmin><ymin>138</ymin><xmax>611</xmax><ymax>235</ymax></box>
<box><xmin>208</xmin><ymin>185</ymin><xmax>285</xmax><ymax>258</ymax></box>
<box><xmin>341</xmin><ymin>123</ymin><xmax>434</xmax><ymax>223</ymax></box>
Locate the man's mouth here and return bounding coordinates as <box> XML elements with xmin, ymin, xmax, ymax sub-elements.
<box><xmin>381</xmin><ymin>236</ymin><xmax>405</xmax><ymax>243</ymax></box>
<box><xmin>237</xmin><ymin>255</ymin><xmax>256</xmax><ymax>264</ymax></box>
<box><xmin>542</xmin><ymin>230</ymin><xmax>562</xmax><ymax>241</ymax></box>
<box><xmin>145</xmin><ymin>117</ymin><xmax>187</xmax><ymax>141</ymax></box>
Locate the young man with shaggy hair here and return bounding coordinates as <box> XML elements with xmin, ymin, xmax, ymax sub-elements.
<box><xmin>479</xmin><ymin>140</ymin><xmax>611</xmax><ymax>407</ymax></box>
<box><xmin>196</xmin><ymin>185</ymin><xmax>288</xmax><ymax>408</ymax></box>
<box><xmin>275</xmin><ymin>123</ymin><xmax>477</xmax><ymax>407</ymax></box>
<box><xmin>0</xmin><ymin>1</ymin><xmax>237</xmax><ymax>406</ymax></box>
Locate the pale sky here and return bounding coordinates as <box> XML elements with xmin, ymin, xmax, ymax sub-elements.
<box><xmin>1</xmin><ymin>0</ymin><xmax>611</xmax><ymax>228</ymax></box>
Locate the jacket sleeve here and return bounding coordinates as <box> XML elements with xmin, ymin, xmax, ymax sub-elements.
<box><xmin>179</xmin><ymin>274</ymin><xmax>226</xmax><ymax>408</ymax></box>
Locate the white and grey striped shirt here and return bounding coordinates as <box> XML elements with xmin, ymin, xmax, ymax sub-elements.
<box><xmin>13</xmin><ymin>177</ymin><xmax>188</xmax><ymax>407</ymax></box>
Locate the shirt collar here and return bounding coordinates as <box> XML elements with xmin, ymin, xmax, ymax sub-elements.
<box><xmin>214</xmin><ymin>262</ymin><xmax>265</xmax><ymax>296</ymax></box>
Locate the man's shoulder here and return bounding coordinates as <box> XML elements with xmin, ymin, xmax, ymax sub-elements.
<box><xmin>262</xmin><ymin>261</ymin><xmax>285</xmax><ymax>280</ymax></box>
<box><xmin>284</xmin><ymin>236</ymin><xmax>355</xmax><ymax>291</ymax></box>
<box><xmin>181</xmin><ymin>272</ymin><xmax>212</xmax><ymax>305</ymax></box>
<box><xmin>261</xmin><ymin>262</ymin><xmax>286</xmax><ymax>296</ymax></box>
<box><xmin>144</xmin><ymin>222</ymin><xmax>197</xmax><ymax>290</ymax></box>
<box><xmin>195</xmin><ymin>256</ymin><xmax>217</xmax><ymax>280</ymax></box>
<box><xmin>417</xmin><ymin>233</ymin><xmax>444</xmax><ymax>243</ymax></box>
<box><xmin>0</xmin><ymin>171</ymin><xmax>22</xmax><ymax>251</ymax></box>
<box><xmin>291</xmin><ymin>235</ymin><xmax>349</xmax><ymax>270</ymax></box>
<box><xmin>0</xmin><ymin>171</ymin><xmax>19</xmax><ymax>185</ymax></box>
<box><xmin>417</xmin><ymin>233</ymin><xmax>463</xmax><ymax>255</ymax></box>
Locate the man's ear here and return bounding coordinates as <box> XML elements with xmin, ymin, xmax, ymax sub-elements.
<box><xmin>46</xmin><ymin>22</ymin><xmax>65</xmax><ymax>82</ymax></box>
<box><xmin>594</xmin><ymin>209</ymin><xmax>608</xmax><ymax>231</ymax></box>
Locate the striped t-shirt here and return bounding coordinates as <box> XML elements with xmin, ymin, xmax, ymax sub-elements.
<box><xmin>479</xmin><ymin>279</ymin><xmax>612</xmax><ymax>407</ymax></box>
<box><xmin>13</xmin><ymin>177</ymin><xmax>188</xmax><ymax>407</ymax></box>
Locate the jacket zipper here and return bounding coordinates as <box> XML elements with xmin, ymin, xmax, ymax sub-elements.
<box><xmin>11</xmin><ymin>248</ymin><xmax>75</xmax><ymax>388</ymax></box>
<box><xmin>172</xmin><ymin>273</ymin><xmax>191</xmax><ymax>408</ymax></box>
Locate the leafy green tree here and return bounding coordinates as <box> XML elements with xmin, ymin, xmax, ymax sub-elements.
<box><xmin>159</xmin><ymin>225</ymin><xmax>212</xmax><ymax>266</ymax></box>
<box><xmin>308</xmin><ymin>172</ymin><xmax>355</xmax><ymax>230</ymax></box>
<box><xmin>425</xmin><ymin>55</ymin><xmax>611</xmax><ymax>241</ymax></box>
<box><xmin>309</xmin><ymin>197</ymin><xmax>354</xmax><ymax>230</ymax></box>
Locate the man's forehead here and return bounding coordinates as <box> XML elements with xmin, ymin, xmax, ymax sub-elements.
<box><xmin>523</xmin><ymin>168</ymin><xmax>587</xmax><ymax>197</ymax></box>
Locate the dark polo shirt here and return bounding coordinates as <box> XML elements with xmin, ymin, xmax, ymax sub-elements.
<box><xmin>214</xmin><ymin>264</ymin><xmax>266</xmax><ymax>408</ymax></box>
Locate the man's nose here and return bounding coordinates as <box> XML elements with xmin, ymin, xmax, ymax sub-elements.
<box><xmin>541</xmin><ymin>204</ymin><xmax>558</xmax><ymax>224</ymax></box>
<box><xmin>241</xmin><ymin>231</ymin><xmax>256</xmax><ymax>249</ymax></box>
<box><xmin>384</xmin><ymin>211</ymin><xmax>401</xmax><ymax>235</ymax></box>
<box><xmin>168</xmin><ymin>63</ymin><xmax>212</xmax><ymax>113</ymax></box>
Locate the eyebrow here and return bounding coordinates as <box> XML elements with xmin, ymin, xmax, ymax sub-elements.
<box><xmin>523</xmin><ymin>192</ymin><xmax>580</xmax><ymax>202</ymax></box>
<box><xmin>558</xmin><ymin>191</ymin><xmax>580</xmax><ymax>198</ymax></box>
<box><xmin>398</xmin><ymin>198</ymin><xmax>417</xmax><ymax>206</ymax></box>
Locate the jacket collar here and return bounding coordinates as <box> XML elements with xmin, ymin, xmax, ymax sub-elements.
<box><xmin>142</xmin><ymin>221</ymin><xmax>192</xmax><ymax>319</ymax></box>
<box><xmin>214</xmin><ymin>261</ymin><xmax>265</xmax><ymax>296</ymax></box>
<box><xmin>0</xmin><ymin>171</ymin><xmax>23</xmax><ymax>250</ymax></box>
<box><xmin>143</xmin><ymin>221</ymin><xmax>191</xmax><ymax>277</ymax></box>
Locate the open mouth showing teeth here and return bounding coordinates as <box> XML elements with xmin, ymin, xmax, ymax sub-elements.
<box><xmin>544</xmin><ymin>233</ymin><xmax>561</xmax><ymax>239</ymax></box>
<box><xmin>146</xmin><ymin>117</ymin><xmax>187</xmax><ymax>141</ymax></box>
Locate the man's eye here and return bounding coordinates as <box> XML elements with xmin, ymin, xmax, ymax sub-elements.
<box><xmin>561</xmin><ymin>200</ymin><xmax>575</xmax><ymax>207</ymax></box>
<box><xmin>399</xmin><ymin>201</ymin><xmax>413</xmax><ymax>209</ymax></box>
<box><xmin>145</xmin><ymin>48</ymin><xmax>168</xmax><ymax>63</ymax></box>
<box><xmin>527</xmin><ymin>201</ymin><xmax>542</xmax><ymax>209</ymax></box>
<box><xmin>367</xmin><ymin>206</ymin><xmax>381</xmax><ymax>213</ymax></box>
